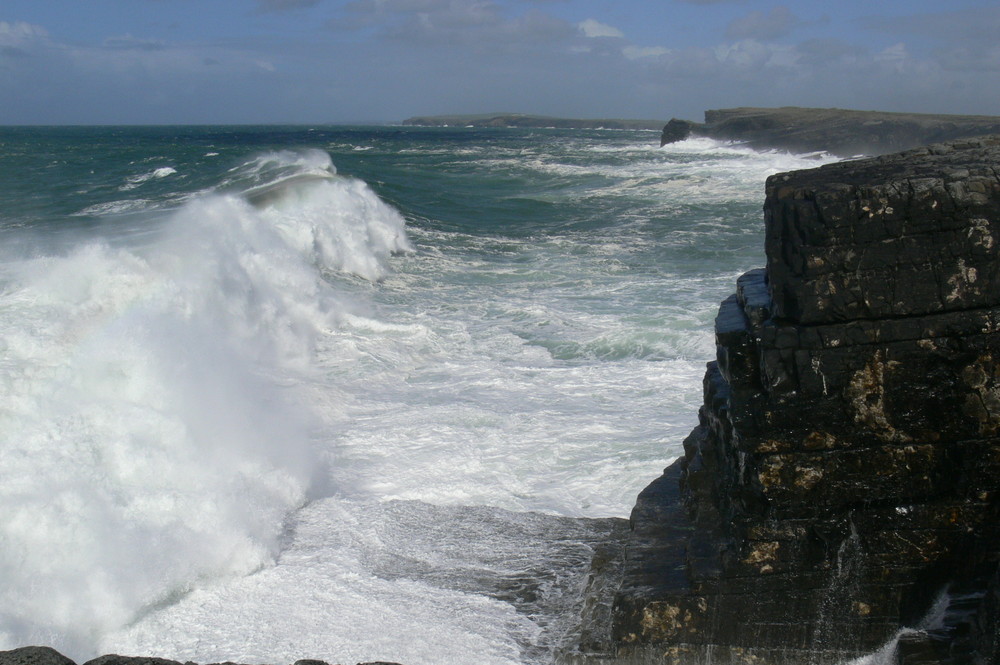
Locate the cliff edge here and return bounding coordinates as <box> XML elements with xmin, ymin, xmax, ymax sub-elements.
<box><xmin>603</xmin><ymin>136</ymin><xmax>1000</xmax><ymax>664</ymax></box>
<box><xmin>661</xmin><ymin>108</ymin><xmax>1000</xmax><ymax>157</ymax></box>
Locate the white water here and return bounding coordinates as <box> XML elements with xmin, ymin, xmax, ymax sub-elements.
<box><xmin>0</xmin><ymin>141</ymin><xmax>842</xmax><ymax>664</ymax></box>
<box><xmin>0</xmin><ymin>159</ymin><xmax>411</xmax><ymax>657</ymax></box>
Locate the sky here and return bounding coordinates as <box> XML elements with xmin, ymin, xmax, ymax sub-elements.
<box><xmin>1</xmin><ymin>0</ymin><xmax>999</xmax><ymax>124</ymax></box>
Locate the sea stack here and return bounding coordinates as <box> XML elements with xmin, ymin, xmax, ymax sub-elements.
<box><xmin>609</xmin><ymin>136</ymin><xmax>1000</xmax><ymax>663</ymax></box>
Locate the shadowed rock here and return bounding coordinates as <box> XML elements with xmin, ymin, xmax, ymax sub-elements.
<box><xmin>0</xmin><ymin>647</ymin><xmax>77</xmax><ymax>665</ymax></box>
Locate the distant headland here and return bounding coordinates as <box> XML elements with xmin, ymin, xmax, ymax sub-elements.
<box><xmin>400</xmin><ymin>113</ymin><xmax>664</xmax><ymax>130</ymax></box>
<box><xmin>661</xmin><ymin>106</ymin><xmax>1000</xmax><ymax>156</ymax></box>
<box><xmin>402</xmin><ymin>108</ymin><xmax>1000</xmax><ymax>157</ymax></box>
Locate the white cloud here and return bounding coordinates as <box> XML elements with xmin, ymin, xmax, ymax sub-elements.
<box><xmin>793</xmin><ymin>38</ymin><xmax>860</xmax><ymax>67</ymax></box>
<box><xmin>623</xmin><ymin>45</ymin><xmax>670</xmax><ymax>60</ymax></box>
<box><xmin>874</xmin><ymin>42</ymin><xmax>908</xmax><ymax>71</ymax></box>
<box><xmin>4</xmin><ymin>3</ymin><xmax>1000</xmax><ymax>125</ymax></box>
<box><xmin>0</xmin><ymin>21</ymin><xmax>48</xmax><ymax>44</ymax></box>
<box><xmin>333</xmin><ymin>0</ymin><xmax>581</xmax><ymax>52</ymax></box>
<box><xmin>0</xmin><ymin>20</ymin><xmax>50</xmax><ymax>55</ymax></box>
<box><xmin>578</xmin><ymin>18</ymin><xmax>623</xmax><ymax>39</ymax></box>
<box><xmin>103</xmin><ymin>35</ymin><xmax>168</xmax><ymax>51</ymax></box>
<box><xmin>937</xmin><ymin>45</ymin><xmax>1000</xmax><ymax>73</ymax></box>
<box><xmin>0</xmin><ymin>20</ymin><xmax>296</xmax><ymax>123</ymax></box>
<box><xmin>713</xmin><ymin>39</ymin><xmax>779</xmax><ymax>69</ymax></box>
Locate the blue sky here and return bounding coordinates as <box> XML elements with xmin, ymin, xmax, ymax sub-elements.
<box><xmin>2</xmin><ymin>0</ymin><xmax>999</xmax><ymax>124</ymax></box>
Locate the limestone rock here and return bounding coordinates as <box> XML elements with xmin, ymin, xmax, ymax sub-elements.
<box><xmin>606</xmin><ymin>136</ymin><xmax>1000</xmax><ymax>664</ymax></box>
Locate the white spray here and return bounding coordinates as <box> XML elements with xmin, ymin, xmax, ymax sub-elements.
<box><xmin>0</xmin><ymin>152</ymin><xmax>412</xmax><ymax>657</ymax></box>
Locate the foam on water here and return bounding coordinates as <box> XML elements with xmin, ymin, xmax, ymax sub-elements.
<box><xmin>101</xmin><ymin>499</ymin><xmax>540</xmax><ymax>665</ymax></box>
<box><xmin>120</xmin><ymin>167</ymin><xmax>178</xmax><ymax>191</ymax></box>
<box><xmin>481</xmin><ymin>137</ymin><xmax>838</xmax><ymax>206</ymax></box>
<box><xmin>0</xmin><ymin>152</ymin><xmax>412</xmax><ymax>657</ymax></box>
<box><xmin>73</xmin><ymin>199</ymin><xmax>160</xmax><ymax>217</ymax></box>
<box><xmin>0</xmin><ymin>131</ymin><xmax>850</xmax><ymax>665</ymax></box>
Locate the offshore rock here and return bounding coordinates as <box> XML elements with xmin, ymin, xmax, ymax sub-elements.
<box><xmin>603</xmin><ymin>136</ymin><xmax>1000</xmax><ymax>664</ymax></box>
<box><xmin>658</xmin><ymin>119</ymin><xmax>698</xmax><ymax>147</ymax></box>
<box><xmin>661</xmin><ymin>107</ymin><xmax>1000</xmax><ymax>157</ymax></box>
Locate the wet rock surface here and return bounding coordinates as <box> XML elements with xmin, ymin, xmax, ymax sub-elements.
<box><xmin>603</xmin><ymin>136</ymin><xmax>1000</xmax><ymax>664</ymax></box>
<box><xmin>661</xmin><ymin>107</ymin><xmax>1000</xmax><ymax>157</ymax></box>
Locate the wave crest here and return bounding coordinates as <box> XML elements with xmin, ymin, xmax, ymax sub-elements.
<box><xmin>0</xmin><ymin>151</ymin><xmax>412</xmax><ymax>656</ymax></box>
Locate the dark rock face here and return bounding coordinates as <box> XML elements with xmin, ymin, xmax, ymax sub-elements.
<box><xmin>661</xmin><ymin>107</ymin><xmax>1000</xmax><ymax>157</ymax></box>
<box><xmin>83</xmin><ymin>656</ymin><xmax>197</xmax><ymax>665</ymax></box>
<box><xmin>658</xmin><ymin>119</ymin><xmax>697</xmax><ymax>146</ymax></box>
<box><xmin>0</xmin><ymin>647</ymin><xmax>77</xmax><ymax>665</ymax></box>
<box><xmin>609</xmin><ymin>136</ymin><xmax>1000</xmax><ymax>664</ymax></box>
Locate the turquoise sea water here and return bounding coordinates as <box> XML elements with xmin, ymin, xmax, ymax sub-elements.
<box><xmin>0</xmin><ymin>126</ymin><xmax>837</xmax><ymax>663</ymax></box>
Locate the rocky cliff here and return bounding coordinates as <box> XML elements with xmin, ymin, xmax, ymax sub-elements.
<box><xmin>661</xmin><ymin>108</ymin><xmax>1000</xmax><ymax>157</ymax></box>
<box><xmin>605</xmin><ymin>136</ymin><xmax>1000</xmax><ymax>664</ymax></box>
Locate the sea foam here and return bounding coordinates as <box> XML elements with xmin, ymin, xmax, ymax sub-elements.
<box><xmin>0</xmin><ymin>130</ymin><xmax>842</xmax><ymax>665</ymax></box>
<box><xmin>0</xmin><ymin>152</ymin><xmax>411</xmax><ymax>657</ymax></box>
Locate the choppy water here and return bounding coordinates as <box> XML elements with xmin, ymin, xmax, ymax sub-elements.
<box><xmin>0</xmin><ymin>125</ymin><xmax>838</xmax><ymax>663</ymax></box>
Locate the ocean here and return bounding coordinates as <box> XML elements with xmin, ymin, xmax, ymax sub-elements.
<box><xmin>0</xmin><ymin>125</ymin><xmax>838</xmax><ymax>664</ymax></box>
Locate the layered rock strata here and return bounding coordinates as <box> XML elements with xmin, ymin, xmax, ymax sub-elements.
<box><xmin>661</xmin><ymin>108</ymin><xmax>1000</xmax><ymax>157</ymax></box>
<box><xmin>610</xmin><ymin>136</ymin><xmax>1000</xmax><ymax>663</ymax></box>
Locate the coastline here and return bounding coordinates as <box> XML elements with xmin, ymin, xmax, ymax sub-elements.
<box><xmin>5</xmin><ymin>119</ymin><xmax>998</xmax><ymax>665</ymax></box>
<box><xmin>400</xmin><ymin>114</ymin><xmax>664</xmax><ymax>131</ymax></box>
<box><xmin>660</xmin><ymin>106</ymin><xmax>1000</xmax><ymax>156</ymax></box>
